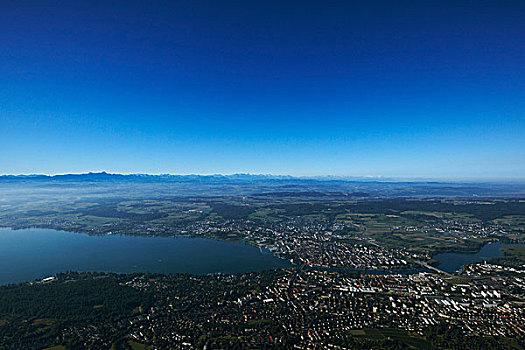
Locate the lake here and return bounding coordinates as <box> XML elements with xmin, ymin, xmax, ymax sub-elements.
<box><xmin>0</xmin><ymin>228</ymin><xmax>291</xmax><ymax>285</ymax></box>
<box><xmin>433</xmin><ymin>242</ymin><xmax>504</xmax><ymax>273</ymax></box>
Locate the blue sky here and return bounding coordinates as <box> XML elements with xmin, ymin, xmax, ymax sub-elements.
<box><xmin>1</xmin><ymin>1</ymin><xmax>524</xmax><ymax>178</ymax></box>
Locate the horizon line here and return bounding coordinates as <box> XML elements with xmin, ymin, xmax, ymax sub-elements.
<box><xmin>2</xmin><ymin>171</ymin><xmax>525</xmax><ymax>183</ymax></box>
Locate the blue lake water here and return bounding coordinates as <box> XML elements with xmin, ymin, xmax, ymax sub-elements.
<box><xmin>0</xmin><ymin>228</ymin><xmax>291</xmax><ymax>285</ymax></box>
<box><xmin>433</xmin><ymin>242</ymin><xmax>504</xmax><ymax>273</ymax></box>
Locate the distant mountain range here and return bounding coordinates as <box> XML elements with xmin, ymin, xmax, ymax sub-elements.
<box><xmin>0</xmin><ymin>172</ymin><xmax>299</xmax><ymax>183</ymax></box>
<box><xmin>1</xmin><ymin>172</ymin><xmax>523</xmax><ymax>185</ymax></box>
<box><xmin>2</xmin><ymin>172</ymin><xmax>525</xmax><ymax>199</ymax></box>
<box><xmin>0</xmin><ymin>172</ymin><xmax>438</xmax><ymax>186</ymax></box>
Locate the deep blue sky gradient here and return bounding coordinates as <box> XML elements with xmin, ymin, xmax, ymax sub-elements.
<box><xmin>1</xmin><ymin>1</ymin><xmax>524</xmax><ymax>178</ymax></box>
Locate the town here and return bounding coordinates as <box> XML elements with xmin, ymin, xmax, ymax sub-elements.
<box><xmin>20</xmin><ymin>264</ymin><xmax>522</xmax><ymax>349</ymax></box>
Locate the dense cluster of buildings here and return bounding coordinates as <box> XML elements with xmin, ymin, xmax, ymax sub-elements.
<box><xmin>394</xmin><ymin>220</ymin><xmax>509</xmax><ymax>239</ymax></box>
<box><xmin>70</xmin><ymin>266</ymin><xmax>523</xmax><ymax>349</ymax></box>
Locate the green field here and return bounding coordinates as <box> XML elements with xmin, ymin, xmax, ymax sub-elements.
<box><xmin>349</xmin><ymin>328</ymin><xmax>431</xmax><ymax>349</ymax></box>
<box><xmin>128</xmin><ymin>341</ymin><xmax>152</xmax><ymax>350</ymax></box>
